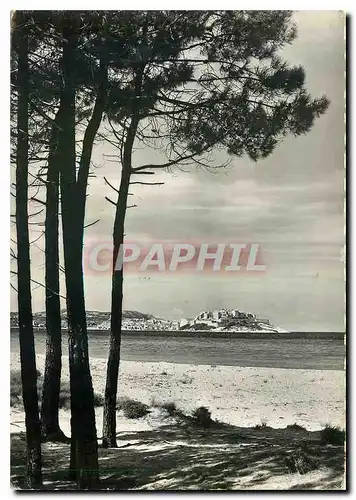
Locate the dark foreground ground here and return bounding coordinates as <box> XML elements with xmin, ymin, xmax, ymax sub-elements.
<box><xmin>11</xmin><ymin>419</ymin><xmax>345</xmax><ymax>491</ymax></box>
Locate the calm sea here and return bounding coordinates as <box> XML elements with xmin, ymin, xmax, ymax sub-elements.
<box><xmin>11</xmin><ymin>329</ymin><xmax>345</xmax><ymax>370</ymax></box>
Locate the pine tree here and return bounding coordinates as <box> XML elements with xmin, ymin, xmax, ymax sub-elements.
<box><xmin>101</xmin><ymin>11</ymin><xmax>329</xmax><ymax>447</ymax></box>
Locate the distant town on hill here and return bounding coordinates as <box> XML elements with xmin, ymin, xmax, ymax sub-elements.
<box><xmin>10</xmin><ymin>308</ymin><xmax>287</xmax><ymax>333</ymax></box>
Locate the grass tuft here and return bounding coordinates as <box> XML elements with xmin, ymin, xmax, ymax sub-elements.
<box><xmin>255</xmin><ymin>418</ymin><xmax>268</xmax><ymax>430</ymax></box>
<box><xmin>285</xmin><ymin>451</ymin><xmax>319</xmax><ymax>475</ymax></box>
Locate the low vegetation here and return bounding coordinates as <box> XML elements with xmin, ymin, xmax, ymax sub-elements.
<box><xmin>12</xmin><ymin>373</ymin><xmax>346</xmax><ymax>455</ymax></box>
<box><xmin>11</xmin><ymin>382</ymin><xmax>346</xmax><ymax>490</ymax></box>
<box><xmin>286</xmin><ymin>423</ymin><xmax>308</xmax><ymax>432</ymax></box>
<box><xmin>285</xmin><ymin>451</ymin><xmax>320</xmax><ymax>475</ymax></box>
<box><xmin>10</xmin><ymin>370</ymin><xmax>24</xmax><ymax>407</ymax></box>
<box><xmin>320</xmin><ymin>425</ymin><xmax>345</xmax><ymax>446</ymax></box>
<box><xmin>255</xmin><ymin>418</ymin><xmax>268</xmax><ymax>430</ymax></box>
<box><xmin>192</xmin><ymin>406</ymin><xmax>213</xmax><ymax>428</ymax></box>
<box><xmin>117</xmin><ymin>397</ymin><xmax>150</xmax><ymax>419</ymax></box>
<box><xmin>10</xmin><ymin>370</ymin><xmax>104</xmax><ymax>409</ymax></box>
<box><xmin>161</xmin><ymin>402</ymin><xmax>180</xmax><ymax>417</ymax></box>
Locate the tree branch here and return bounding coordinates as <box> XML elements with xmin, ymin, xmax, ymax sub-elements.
<box><xmin>30</xmin><ymin>231</ymin><xmax>44</xmax><ymax>245</ymax></box>
<box><xmin>105</xmin><ymin>196</ymin><xmax>117</xmax><ymax>207</ymax></box>
<box><xmin>84</xmin><ymin>218</ymin><xmax>100</xmax><ymax>229</ymax></box>
<box><xmin>132</xmin><ymin>152</ymin><xmax>199</xmax><ymax>172</ymax></box>
<box><xmin>104</xmin><ymin>176</ymin><xmax>120</xmax><ymax>194</ymax></box>
<box><xmin>10</xmin><ymin>270</ymin><xmax>67</xmax><ymax>300</ymax></box>
<box><xmin>30</xmin><ymin>197</ymin><xmax>46</xmax><ymax>206</ymax></box>
<box><xmin>28</xmin><ymin>208</ymin><xmax>44</xmax><ymax>218</ymax></box>
<box><xmin>130</xmin><ymin>181</ymin><xmax>164</xmax><ymax>186</ymax></box>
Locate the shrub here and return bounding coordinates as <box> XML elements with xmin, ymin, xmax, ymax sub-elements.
<box><xmin>93</xmin><ymin>392</ymin><xmax>104</xmax><ymax>407</ymax></box>
<box><xmin>58</xmin><ymin>381</ymin><xmax>71</xmax><ymax>410</ymax></box>
<box><xmin>11</xmin><ymin>369</ymin><xmax>41</xmax><ymax>385</ymax></box>
<box><xmin>10</xmin><ymin>370</ymin><xmax>27</xmax><ymax>407</ymax></box>
<box><xmin>161</xmin><ymin>402</ymin><xmax>179</xmax><ymax>417</ymax></box>
<box><xmin>10</xmin><ymin>395</ymin><xmax>21</xmax><ymax>407</ymax></box>
<box><xmin>118</xmin><ymin>398</ymin><xmax>150</xmax><ymax>419</ymax></box>
<box><xmin>10</xmin><ymin>370</ymin><xmax>23</xmax><ymax>397</ymax></box>
<box><xmin>11</xmin><ymin>369</ymin><xmax>44</xmax><ymax>407</ymax></box>
<box><xmin>320</xmin><ymin>425</ymin><xmax>345</xmax><ymax>446</ymax></box>
<box><xmin>58</xmin><ymin>381</ymin><xmax>103</xmax><ymax>409</ymax></box>
<box><xmin>11</xmin><ymin>370</ymin><xmax>103</xmax><ymax>409</ymax></box>
<box><xmin>286</xmin><ymin>423</ymin><xmax>307</xmax><ymax>432</ymax></box>
<box><xmin>150</xmin><ymin>399</ymin><xmax>183</xmax><ymax>419</ymax></box>
<box><xmin>192</xmin><ymin>406</ymin><xmax>212</xmax><ymax>428</ymax></box>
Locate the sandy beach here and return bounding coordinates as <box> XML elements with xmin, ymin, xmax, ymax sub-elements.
<box><xmin>11</xmin><ymin>352</ymin><xmax>345</xmax><ymax>435</ymax></box>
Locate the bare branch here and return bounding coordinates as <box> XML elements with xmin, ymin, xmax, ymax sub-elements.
<box><xmin>28</xmin><ymin>171</ymin><xmax>48</xmax><ymax>185</ymax></box>
<box><xmin>130</xmin><ymin>170</ymin><xmax>156</xmax><ymax>175</ymax></box>
<box><xmin>84</xmin><ymin>218</ymin><xmax>100</xmax><ymax>229</ymax></box>
<box><xmin>28</xmin><ymin>208</ymin><xmax>44</xmax><ymax>218</ymax></box>
<box><xmin>130</xmin><ymin>181</ymin><xmax>164</xmax><ymax>186</ymax></box>
<box><xmin>32</xmin><ymin>242</ymin><xmax>65</xmax><ymax>274</ymax></box>
<box><xmin>104</xmin><ymin>176</ymin><xmax>120</xmax><ymax>194</ymax></box>
<box><xmin>10</xmin><ymin>271</ymin><xmax>66</xmax><ymax>300</ymax></box>
<box><xmin>10</xmin><ymin>247</ymin><xmax>17</xmax><ymax>260</ymax></box>
<box><xmin>132</xmin><ymin>152</ymin><xmax>199</xmax><ymax>173</ymax></box>
<box><xmin>30</xmin><ymin>231</ymin><xmax>44</xmax><ymax>245</ymax></box>
<box><xmin>31</xmin><ymin>197</ymin><xmax>46</xmax><ymax>206</ymax></box>
<box><xmin>105</xmin><ymin>196</ymin><xmax>117</xmax><ymax>207</ymax></box>
<box><xmin>31</xmin><ymin>103</ymin><xmax>63</xmax><ymax>131</ymax></box>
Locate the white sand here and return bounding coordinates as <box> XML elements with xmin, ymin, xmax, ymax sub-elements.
<box><xmin>11</xmin><ymin>352</ymin><xmax>345</xmax><ymax>435</ymax></box>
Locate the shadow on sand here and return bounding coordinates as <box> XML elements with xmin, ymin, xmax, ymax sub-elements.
<box><xmin>10</xmin><ymin>420</ymin><xmax>345</xmax><ymax>491</ymax></box>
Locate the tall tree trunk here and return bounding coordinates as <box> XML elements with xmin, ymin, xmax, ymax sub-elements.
<box><xmin>59</xmin><ymin>27</ymin><xmax>98</xmax><ymax>488</ymax></box>
<box><xmin>101</xmin><ymin>173</ymin><xmax>128</xmax><ymax>449</ymax></box>
<box><xmin>14</xmin><ymin>12</ymin><xmax>42</xmax><ymax>489</ymax></box>
<box><xmin>102</xmin><ymin>117</ymin><xmax>139</xmax><ymax>448</ymax></box>
<box><xmin>40</xmin><ymin>110</ymin><xmax>66</xmax><ymax>442</ymax></box>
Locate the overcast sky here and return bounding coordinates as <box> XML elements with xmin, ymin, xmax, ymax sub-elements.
<box><xmin>11</xmin><ymin>11</ymin><xmax>345</xmax><ymax>331</ymax></box>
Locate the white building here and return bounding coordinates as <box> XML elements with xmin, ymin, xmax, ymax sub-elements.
<box><xmin>212</xmin><ymin>309</ymin><xmax>229</xmax><ymax>321</ymax></box>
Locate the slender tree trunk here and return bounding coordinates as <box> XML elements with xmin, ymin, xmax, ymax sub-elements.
<box><xmin>15</xmin><ymin>13</ymin><xmax>42</xmax><ymax>488</ymax></box>
<box><xmin>101</xmin><ymin>179</ymin><xmax>127</xmax><ymax>449</ymax></box>
<box><xmin>40</xmin><ymin>110</ymin><xmax>66</xmax><ymax>442</ymax></box>
<box><xmin>59</xmin><ymin>27</ymin><xmax>99</xmax><ymax>489</ymax></box>
<box><xmin>102</xmin><ymin>117</ymin><xmax>139</xmax><ymax>448</ymax></box>
<box><xmin>76</xmin><ymin>51</ymin><xmax>108</xmax><ymax>242</ymax></box>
